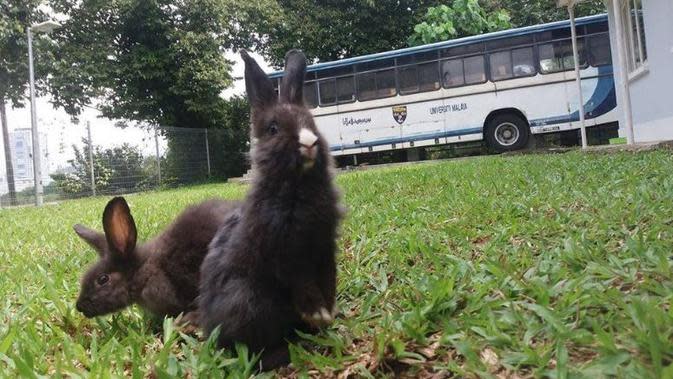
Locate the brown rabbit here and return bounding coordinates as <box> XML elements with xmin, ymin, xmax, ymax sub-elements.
<box><xmin>74</xmin><ymin>196</ymin><xmax>239</xmax><ymax>323</ymax></box>
<box><xmin>199</xmin><ymin>49</ymin><xmax>344</xmax><ymax>369</ymax></box>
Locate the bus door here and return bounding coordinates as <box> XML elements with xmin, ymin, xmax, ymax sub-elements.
<box><xmin>357</xmin><ymin>106</ymin><xmax>402</xmax><ymax>152</ymax></box>
<box><xmin>336</xmin><ymin>110</ymin><xmax>367</xmax><ymax>155</ymax></box>
<box><xmin>400</xmin><ymin>99</ymin><xmax>448</xmax><ymax>148</ymax></box>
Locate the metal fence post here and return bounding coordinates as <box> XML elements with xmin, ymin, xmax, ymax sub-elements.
<box><xmin>87</xmin><ymin>121</ymin><xmax>96</xmax><ymax>196</ymax></box>
<box><xmin>154</xmin><ymin>127</ymin><xmax>162</xmax><ymax>185</ymax></box>
<box><xmin>204</xmin><ymin>128</ymin><xmax>211</xmax><ymax>178</ymax></box>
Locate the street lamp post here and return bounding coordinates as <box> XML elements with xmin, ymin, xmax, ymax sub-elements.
<box><xmin>27</xmin><ymin>20</ymin><xmax>60</xmax><ymax>206</ymax></box>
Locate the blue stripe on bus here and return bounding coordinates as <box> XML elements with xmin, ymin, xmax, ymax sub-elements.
<box><xmin>269</xmin><ymin>14</ymin><xmax>608</xmax><ymax>78</ymax></box>
<box><xmin>529</xmin><ymin>65</ymin><xmax>616</xmax><ymax>127</ymax></box>
<box><xmin>329</xmin><ymin>127</ymin><xmax>483</xmax><ymax>151</ymax></box>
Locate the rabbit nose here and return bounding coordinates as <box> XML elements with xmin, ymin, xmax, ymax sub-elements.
<box><xmin>299</xmin><ymin>128</ymin><xmax>318</xmax><ymax>160</ymax></box>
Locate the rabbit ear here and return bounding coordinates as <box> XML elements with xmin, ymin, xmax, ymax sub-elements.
<box><xmin>73</xmin><ymin>224</ymin><xmax>107</xmax><ymax>256</ymax></box>
<box><xmin>279</xmin><ymin>49</ymin><xmax>307</xmax><ymax>105</ymax></box>
<box><xmin>241</xmin><ymin>50</ymin><xmax>276</xmax><ymax>111</ymax></box>
<box><xmin>102</xmin><ymin>197</ymin><xmax>137</xmax><ymax>260</ymax></box>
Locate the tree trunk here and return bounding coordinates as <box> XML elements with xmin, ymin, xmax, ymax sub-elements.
<box><xmin>0</xmin><ymin>99</ymin><xmax>17</xmax><ymax>206</ymax></box>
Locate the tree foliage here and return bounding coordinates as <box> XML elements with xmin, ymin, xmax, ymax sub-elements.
<box><xmin>251</xmin><ymin>0</ymin><xmax>445</xmax><ymax>66</ymax></box>
<box><xmin>252</xmin><ymin>0</ymin><xmax>605</xmax><ymax>65</ymax></box>
<box><xmin>209</xmin><ymin>95</ymin><xmax>250</xmax><ymax>178</ymax></box>
<box><xmin>408</xmin><ymin>0</ymin><xmax>512</xmax><ymax>46</ymax></box>
<box><xmin>0</xmin><ymin>0</ymin><xmax>49</xmax><ymax>107</ymax></box>
<box><xmin>50</xmin><ymin>140</ymin><xmax>151</xmax><ymax>196</ymax></box>
<box><xmin>487</xmin><ymin>0</ymin><xmax>605</xmax><ymax>28</ymax></box>
<box><xmin>48</xmin><ymin>0</ymin><xmax>236</xmax><ymax>129</ymax></box>
<box><xmin>162</xmin><ymin>94</ymin><xmax>250</xmax><ymax>183</ymax></box>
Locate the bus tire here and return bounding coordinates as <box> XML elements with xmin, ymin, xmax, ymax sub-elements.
<box><xmin>485</xmin><ymin>114</ymin><xmax>530</xmax><ymax>152</ymax></box>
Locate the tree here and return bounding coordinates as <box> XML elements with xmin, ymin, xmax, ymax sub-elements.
<box><xmin>408</xmin><ymin>0</ymin><xmax>511</xmax><ymax>46</ymax></box>
<box><xmin>251</xmin><ymin>0</ymin><xmax>445</xmax><ymax>66</ymax></box>
<box><xmin>48</xmin><ymin>0</ymin><xmax>235</xmax><ymax>129</ymax></box>
<box><xmin>485</xmin><ymin>0</ymin><xmax>604</xmax><ymax>28</ymax></box>
<box><xmin>252</xmin><ymin>0</ymin><xmax>605</xmax><ymax>65</ymax></box>
<box><xmin>51</xmin><ymin>141</ymin><xmax>113</xmax><ymax>196</ymax></box>
<box><xmin>50</xmin><ymin>140</ymin><xmax>148</xmax><ymax>196</ymax></box>
<box><xmin>162</xmin><ymin>95</ymin><xmax>250</xmax><ymax>183</ymax></box>
<box><xmin>0</xmin><ymin>0</ymin><xmax>48</xmax><ymax>205</ymax></box>
<box><xmin>209</xmin><ymin>95</ymin><xmax>250</xmax><ymax>178</ymax></box>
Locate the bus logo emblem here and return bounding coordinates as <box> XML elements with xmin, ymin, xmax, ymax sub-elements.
<box><xmin>392</xmin><ymin>106</ymin><xmax>407</xmax><ymax>124</ymax></box>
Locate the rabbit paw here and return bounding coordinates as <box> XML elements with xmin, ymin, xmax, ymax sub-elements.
<box><xmin>301</xmin><ymin>307</ymin><xmax>333</xmax><ymax>327</ymax></box>
<box><xmin>175</xmin><ymin>311</ymin><xmax>200</xmax><ymax>335</ymax></box>
<box><xmin>294</xmin><ymin>291</ymin><xmax>334</xmax><ymax>327</ymax></box>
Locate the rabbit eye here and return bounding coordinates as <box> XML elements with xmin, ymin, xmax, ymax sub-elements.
<box><xmin>267</xmin><ymin>122</ymin><xmax>278</xmax><ymax>135</ymax></box>
<box><xmin>97</xmin><ymin>274</ymin><xmax>110</xmax><ymax>286</ymax></box>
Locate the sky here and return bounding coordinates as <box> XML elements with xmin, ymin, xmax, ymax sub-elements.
<box><xmin>0</xmin><ymin>50</ymin><xmax>271</xmax><ymax>193</ymax></box>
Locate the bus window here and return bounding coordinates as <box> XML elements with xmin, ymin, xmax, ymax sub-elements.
<box><xmin>398</xmin><ymin>65</ymin><xmax>419</xmax><ymax>94</ymax></box>
<box><xmin>563</xmin><ymin>40</ymin><xmax>586</xmax><ymax>70</ymax></box>
<box><xmin>440</xmin><ymin>43</ymin><xmax>484</xmax><ymax>58</ymax></box>
<box><xmin>536</xmin><ymin>28</ymin><xmax>572</xmax><ymax>42</ymax></box>
<box><xmin>317</xmin><ymin>66</ymin><xmax>352</xmax><ymax>79</ymax></box>
<box><xmin>489</xmin><ymin>51</ymin><xmax>513</xmax><ymax>80</ymax></box>
<box><xmin>356</xmin><ymin>59</ymin><xmax>396</xmax><ymax>101</ymax></box>
<box><xmin>319</xmin><ymin>79</ymin><xmax>337</xmax><ymax>105</ymax></box>
<box><xmin>464</xmin><ymin>55</ymin><xmax>486</xmax><ymax>84</ymax></box>
<box><xmin>337</xmin><ymin>76</ymin><xmax>356</xmax><ymax>103</ymax></box>
<box><xmin>539</xmin><ymin>40</ymin><xmax>586</xmax><ymax>73</ymax></box>
<box><xmin>587</xmin><ymin>34</ymin><xmax>611</xmax><ymax>66</ymax></box>
<box><xmin>414</xmin><ymin>50</ymin><xmax>439</xmax><ymax>63</ymax></box>
<box><xmin>376</xmin><ymin>69</ymin><xmax>397</xmax><ymax>98</ymax></box>
<box><xmin>485</xmin><ymin>35</ymin><xmax>534</xmax><ymax>51</ymax></box>
<box><xmin>586</xmin><ymin>22</ymin><xmax>608</xmax><ymax>34</ymax></box>
<box><xmin>356</xmin><ymin>72</ymin><xmax>377</xmax><ymax>101</ymax></box>
<box><xmin>272</xmin><ymin>78</ymin><xmax>280</xmax><ymax>97</ymax></box>
<box><xmin>512</xmin><ymin>47</ymin><xmax>536</xmax><ymax>77</ymax></box>
<box><xmin>397</xmin><ymin>52</ymin><xmax>439</xmax><ymax>95</ymax></box>
<box><xmin>539</xmin><ymin>43</ymin><xmax>561</xmax><ymax>72</ymax></box>
<box><xmin>418</xmin><ymin>62</ymin><xmax>440</xmax><ymax>91</ymax></box>
<box><xmin>442</xmin><ymin>59</ymin><xmax>464</xmax><ymax>87</ymax></box>
<box><xmin>304</xmin><ymin>82</ymin><xmax>318</xmax><ymax>108</ymax></box>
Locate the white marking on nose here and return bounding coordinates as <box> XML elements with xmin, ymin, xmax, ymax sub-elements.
<box><xmin>299</xmin><ymin>128</ymin><xmax>318</xmax><ymax>147</ymax></box>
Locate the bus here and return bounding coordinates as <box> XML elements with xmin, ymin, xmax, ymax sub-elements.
<box><xmin>268</xmin><ymin>14</ymin><xmax>617</xmax><ymax>159</ymax></box>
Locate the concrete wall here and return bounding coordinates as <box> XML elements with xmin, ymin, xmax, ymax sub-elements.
<box><xmin>607</xmin><ymin>0</ymin><xmax>673</xmax><ymax>142</ymax></box>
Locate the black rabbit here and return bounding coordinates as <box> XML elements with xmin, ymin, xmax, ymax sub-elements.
<box><xmin>199</xmin><ymin>49</ymin><xmax>343</xmax><ymax>369</ymax></box>
<box><xmin>74</xmin><ymin>197</ymin><xmax>240</xmax><ymax>325</ymax></box>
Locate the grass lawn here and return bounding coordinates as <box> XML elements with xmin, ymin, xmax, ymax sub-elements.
<box><xmin>1</xmin><ymin>149</ymin><xmax>672</xmax><ymax>378</ymax></box>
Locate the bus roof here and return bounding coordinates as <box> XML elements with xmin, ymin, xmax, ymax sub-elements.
<box><xmin>268</xmin><ymin>13</ymin><xmax>608</xmax><ymax>78</ymax></box>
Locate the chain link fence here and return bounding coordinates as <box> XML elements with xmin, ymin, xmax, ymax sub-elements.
<box><xmin>0</xmin><ymin>124</ymin><xmax>248</xmax><ymax>208</ymax></box>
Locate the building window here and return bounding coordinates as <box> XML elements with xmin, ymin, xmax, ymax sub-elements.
<box><xmin>621</xmin><ymin>0</ymin><xmax>647</xmax><ymax>74</ymax></box>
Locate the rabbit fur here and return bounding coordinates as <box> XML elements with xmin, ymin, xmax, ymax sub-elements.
<box><xmin>199</xmin><ymin>49</ymin><xmax>344</xmax><ymax>369</ymax></box>
<box><xmin>74</xmin><ymin>196</ymin><xmax>240</xmax><ymax>324</ymax></box>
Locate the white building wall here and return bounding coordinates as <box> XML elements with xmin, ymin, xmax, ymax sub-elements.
<box><xmin>607</xmin><ymin>0</ymin><xmax>673</xmax><ymax>142</ymax></box>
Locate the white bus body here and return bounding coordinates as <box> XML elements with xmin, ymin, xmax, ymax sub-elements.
<box><xmin>269</xmin><ymin>15</ymin><xmax>617</xmax><ymax>155</ymax></box>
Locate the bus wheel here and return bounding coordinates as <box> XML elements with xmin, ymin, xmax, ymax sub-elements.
<box><xmin>485</xmin><ymin>114</ymin><xmax>530</xmax><ymax>152</ymax></box>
